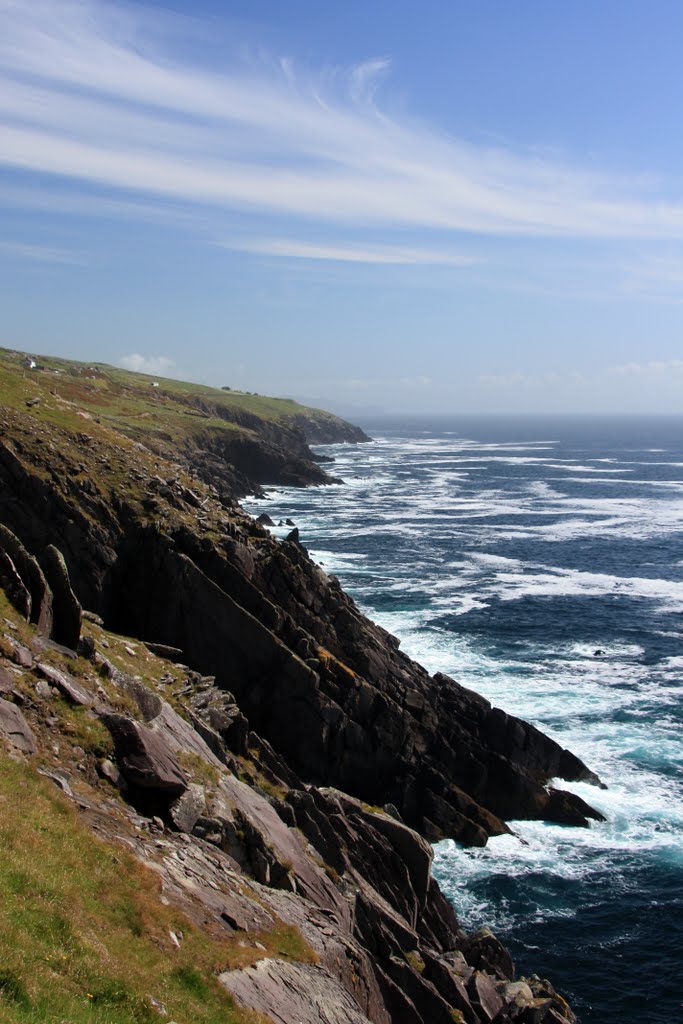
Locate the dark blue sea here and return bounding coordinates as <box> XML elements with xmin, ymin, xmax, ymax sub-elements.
<box><xmin>246</xmin><ymin>415</ymin><xmax>683</xmax><ymax>1024</ymax></box>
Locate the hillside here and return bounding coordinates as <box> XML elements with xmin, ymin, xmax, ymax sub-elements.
<box><xmin>0</xmin><ymin>347</ymin><xmax>601</xmax><ymax>1024</ymax></box>
<box><xmin>0</xmin><ymin>347</ymin><xmax>369</xmax><ymax>498</ymax></box>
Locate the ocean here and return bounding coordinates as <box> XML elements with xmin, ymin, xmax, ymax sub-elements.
<box><xmin>244</xmin><ymin>415</ymin><xmax>683</xmax><ymax>1024</ymax></box>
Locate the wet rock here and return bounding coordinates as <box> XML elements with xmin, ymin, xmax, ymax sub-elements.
<box><xmin>256</xmin><ymin>513</ymin><xmax>275</xmax><ymax>526</ymax></box>
<box><xmin>544</xmin><ymin>787</ymin><xmax>606</xmax><ymax>826</ymax></box>
<box><xmin>464</xmin><ymin>926</ymin><xmax>515</xmax><ymax>980</ymax></box>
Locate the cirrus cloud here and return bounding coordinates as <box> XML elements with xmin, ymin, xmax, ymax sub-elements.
<box><xmin>2</xmin><ymin>0</ymin><xmax>683</xmax><ymax>258</ymax></box>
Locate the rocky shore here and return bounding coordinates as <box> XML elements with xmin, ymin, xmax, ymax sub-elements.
<box><xmin>0</xmin><ymin>348</ymin><xmax>604</xmax><ymax>1023</ymax></box>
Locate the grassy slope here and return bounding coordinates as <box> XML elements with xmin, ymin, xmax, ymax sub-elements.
<box><xmin>0</xmin><ymin>346</ymin><xmax>338</xmax><ymax>449</ymax></box>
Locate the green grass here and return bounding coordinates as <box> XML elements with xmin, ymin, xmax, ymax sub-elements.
<box><xmin>0</xmin><ymin>346</ymin><xmax>324</xmax><ymax>440</ymax></box>
<box><xmin>0</xmin><ymin>753</ymin><xmax>313</xmax><ymax>1024</ymax></box>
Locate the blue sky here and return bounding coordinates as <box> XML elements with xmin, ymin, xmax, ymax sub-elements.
<box><xmin>2</xmin><ymin>0</ymin><xmax>683</xmax><ymax>415</ymax></box>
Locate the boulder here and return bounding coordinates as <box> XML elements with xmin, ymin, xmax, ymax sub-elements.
<box><xmin>467</xmin><ymin>971</ymin><xmax>504</xmax><ymax>1022</ymax></box>
<box><xmin>169</xmin><ymin>783</ymin><xmax>206</xmax><ymax>833</ymax></box>
<box><xmin>97</xmin><ymin>757</ymin><xmax>127</xmax><ymax>791</ymax></box>
<box><xmin>101</xmin><ymin>713</ymin><xmax>188</xmax><ymax>797</ymax></box>
<box><xmin>0</xmin><ymin>698</ymin><xmax>37</xmax><ymax>754</ymax></box>
<box><xmin>464</xmin><ymin>926</ymin><xmax>515</xmax><ymax>980</ymax></box>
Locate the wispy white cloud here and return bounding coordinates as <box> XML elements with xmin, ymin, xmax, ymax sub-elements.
<box><xmin>217</xmin><ymin>238</ymin><xmax>478</xmax><ymax>265</ymax></box>
<box><xmin>479</xmin><ymin>369</ymin><xmax>585</xmax><ymax>389</ymax></box>
<box><xmin>0</xmin><ymin>239</ymin><xmax>84</xmax><ymax>263</ymax></box>
<box><xmin>2</xmin><ymin>0</ymin><xmax>683</xmax><ymax>249</ymax></box>
<box><xmin>479</xmin><ymin>371</ymin><xmax>532</xmax><ymax>389</ymax></box>
<box><xmin>621</xmin><ymin>256</ymin><xmax>683</xmax><ymax>302</ymax></box>
<box><xmin>118</xmin><ymin>352</ymin><xmax>177</xmax><ymax>376</ymax></box>
<box><xmin>342</xmin><ymin>374</ymin><xmax>432</xmax><ymax>392</ymax></box>
<box><xmin>609</xmin><ymin>359</ymin><xmax>683</xmax><ymax>376</ymax></box>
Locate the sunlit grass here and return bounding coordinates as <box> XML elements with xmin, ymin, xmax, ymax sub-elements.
<box><xmin>0</xmin><ymin>754</ymin><xmax>312</xmax><ymax>1024</ymax></box>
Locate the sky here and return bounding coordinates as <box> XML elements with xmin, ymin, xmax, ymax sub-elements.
<box><xmin>2</xmin><ymin>0</ymin><xmax>683</xmax><ymax>416</ymax></box>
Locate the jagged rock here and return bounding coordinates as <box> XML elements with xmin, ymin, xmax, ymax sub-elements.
<box><xmin>207</xmin><ymin>705</ymin><xmax>249</xmax><ymax>755</ymax></box>
<box><xmin>0</xmin><ymin>524</ymin><xmax>52</xmax><ymax>634</ymax></box>
<box><xmin>143</xmin><ymin>641</ymin><xmax>184</xmax><ymax>662</ymax></box>
<box><xmin>382</xmin><ymin>954</ymin><xmax>457</xmax><ymax>1024</ymax></box>
<box><xmin>36</xmin><ymin>663</ymin><xmax>96</xmax><ymax>706</ymax></box>
<box><xmin>256</xmin><ymin>513</ymin><xmax>275</xmax><ymax>526</ymax></box>
<box><xmin>420</xmin><ymin>951</ymin><xmax>478</xmax><ymax>1022</ymax></box>
<box><xmin>526</xmin><ymin>978</ymin><xmax>576</xmax><ymax>1023</ymax></box>
<box><xmin>503</xmin><ymin>980</ymin><xmax>535</xmax><ymax>1011</ymax></box>
<box><xmin>101</xmin><ymin>714</ymin><xmax>189</xmax><ymax>797</ymax></box>
<box><xmin>41</xmin><ymin>545</ymin><xmax>81</xmax><ymax>649</ymax></box>
<box><xmin>544</xmin><ymin>786</ymin><xmax>606</xmax><ymax>826</ymax></box>
<box><xmin>468</xmin><ymin>971</ymin><xmax>504</xmax><ymax>1021</ymax></box>
<box><xmin>464</xmin><ymin>926</ymin><xmax>515</xmax><ymax>980</ymax></box>
<box><xmin>169</xmin><ymin>783</ymin><xmax>206</xmax><ymax>833</ymax></box>
<box><xmin>0</xmin><ymin>697</ymin><xmax>37</xmax><ymax>754</ymax></box>
<box><xmin>535</xmin><ymin>1007</ymin><xmax>573</xmax><ymax>1024</ymax></box>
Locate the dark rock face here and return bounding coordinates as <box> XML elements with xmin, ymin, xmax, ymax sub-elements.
<box><xmin>288</xmin><ymin>411</ymin><xmax>372</xmax><ymax>445</ymax></box>
<box><xmin>0</xmin><ymin>427</ymin><xmax>604</xmax><ymax>846</ymax></box>
<box><xmin>0</xmin><ymin>547</ymin><xmax>31</xmax><ymax>619</ymax></box>
<box><xmin>41</xmin><ymin>545</ymin><xmax>82</xmax><ymax>650</ymax></box>
<box><xmin>0</xmin><ymin>523</ymin><xmax>52</xmax><ymax>634</ymax></box>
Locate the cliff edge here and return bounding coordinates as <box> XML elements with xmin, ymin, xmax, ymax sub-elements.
<box><xmin>0</xmin><ymin>347</ymin><xmax>602</xmax><ymax>1024</ymax></box>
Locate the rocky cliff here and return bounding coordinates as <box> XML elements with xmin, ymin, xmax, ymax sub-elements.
<box><xmin>0</xmin><ymin>347</ymin><xmax>603</xmax><ymax>1024</ymax></box>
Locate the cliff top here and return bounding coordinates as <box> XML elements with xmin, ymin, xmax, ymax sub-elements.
<box><xmin>0</xmin><ymin>346</ymin><xmax>368</xmax><ymax>457</ymax></box>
